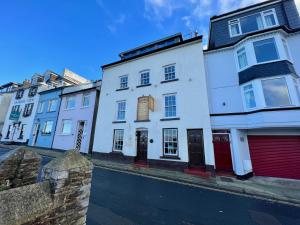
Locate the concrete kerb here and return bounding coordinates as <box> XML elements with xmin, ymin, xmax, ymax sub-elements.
<box><xmin>1</xmin><ymin>146</ymin><xmax>300</xmax><ymax>207</ymax></box>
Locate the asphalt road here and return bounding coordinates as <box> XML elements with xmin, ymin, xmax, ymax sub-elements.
<box><xmin>1</xmin><ymin>148</ymin><xmax>300</xmax><ymax>225</ymax></box>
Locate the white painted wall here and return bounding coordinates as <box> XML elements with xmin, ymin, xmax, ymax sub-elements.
<box><xmin>0</xmin><ymin>93</ymin><xmax>12</xmax><ymax>135</ymax></box>
<box><xmin>0</xmin><ymin>85</ymin><xmax>47</xmax><ymax>143</ymax></box>
<box><xmin>93</xmin><ymin>40</ymin><xmax>215</xmax><ymax>166</ymax></box>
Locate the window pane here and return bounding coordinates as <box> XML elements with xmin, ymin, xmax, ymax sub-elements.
<box><xmin>254</xmin><ymin>38</ymin><xmax>279</xmax><ymax>63</ymax></box>
<box><xmin>163</xmin><ymin>128</ymin><xmax>178</xmax><ymax>156</ymax></box>
<box><xmin>237</xmin><ymin>48</ymin><xmax>248</xmax><ymax>69</ymax></box>
<box><xmin>114</xmin><ymin>129</ymin><xmax>124</xmax><ymax>151</ymax></box>
<box><xmin>141</xmin><ymin>71</ymin><xmax>150</xmax><ymax>85</ymax></box>
<box><xmin>62</xmin><ymin>120</ymin><xmax>72</xmax><ymax>134</ymax></box>
<box><xmin>120</xmin><ymin>76</ymin><xmax>128</xmax><ymax>89</ymax></box>
<box><xmin>164</xmin><ymin>65</ymin><xmax>176</xmax><ymax>81</ymax></box>
<box><xmin>264</xmin><ymin>12</ymin><xmax>276</xmax><ymax>27</ymax></box>
<box><xmin>117</xmin><ymin>101</ymin><xmax>126</xmax><ymax>120</ymax></box>
<box><xmin>230</xmin><ymin>23</ymin><xmax>240</xmax><ymax>36</ymax></box>
<box><xmin>66</xmin><ymin>97</ymin><xmax>75</xmax><ymax>109</ymax></box>
<box><xmin>262</xmin><ymin>78</ymin><xmax>291</xmax><ymax>107</ymax></box>
<box><xmin>240</xmin><ymin>13</ymin><xmax>263</xmax><ymax>33</ymax></box>
<box><xmin>83</xmin><ymin>95</ymin><xmax>90</xmax><ymax>107</ymax></box>
<box><xmin>164</xmin><ymin>95</ymin><xmax>176</xmax><ymax>117</ymax></box>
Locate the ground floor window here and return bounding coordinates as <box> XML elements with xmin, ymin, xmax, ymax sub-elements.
<box><xmin>62</xmin><ymin>120</ymin><xmax>72</xmax><ymax>135</ymax></box>
<box><xmin>5</xmin><ymin>125</ymin><xmax>11</xmax><ymax>139</ymax></box>
<box><xmin>113</xmin><ymin>129</ymin><xmax>124</xmax><ymax>151</ymax></box>
<box><xmin>19</xmin><ymin>124</ymin><xmax>26</xmax><ymax>139</ymax></box>
<box><xmin>163</xmin><ymin>128</ymin><xmax>178</xmax><ymax>156</ymax></box>
<box><xmin>42</xmin><ymin>121</ymin><xmax>53</xmax><ymax>135</ymax></box>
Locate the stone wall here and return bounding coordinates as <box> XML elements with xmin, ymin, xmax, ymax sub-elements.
<box><xmin>0</xmin><ymin>149</ymin><xmax>93</xmax><ymax>225</ymax></box>
<box><xmin>0</xmin><ymin>147</ymin><xmax>41</xmax><ymax>190</ymax></box>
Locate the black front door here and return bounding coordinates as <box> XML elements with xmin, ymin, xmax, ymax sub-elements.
<box><xmin>136</xmin><ymin>130</ymin><xmax>148</xmax><ymax>162</ymax></box>
<box><xmin>187</xmin><ymin>129</ymin><xmax>205</xmax><ymax>168</ymax></box>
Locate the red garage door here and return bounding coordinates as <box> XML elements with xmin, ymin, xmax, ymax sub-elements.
<box><xmin>248</xmin><ymin>136</ymin><xmax>300</xmax><ymax>180</ymax></box>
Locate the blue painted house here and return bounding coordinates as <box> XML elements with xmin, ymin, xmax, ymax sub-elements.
<box><xmin>28</xmin><ymin>87</ymin><xmax>63</xmax><ymax>148</ymax></box>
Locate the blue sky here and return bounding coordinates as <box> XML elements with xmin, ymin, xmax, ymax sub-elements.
<box><xmin>0</xmin><ymin>0</ymin><xmax>299</xmax><ymax>84</ymax></box>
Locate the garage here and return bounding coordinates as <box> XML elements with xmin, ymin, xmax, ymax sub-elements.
<box><xmin>248</xmin><ymin>135</ymin><xmax>300</xmax><ymax>180</ymax></box>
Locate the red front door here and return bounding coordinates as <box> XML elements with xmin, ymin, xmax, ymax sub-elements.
<box><xmin>213</xmin><ymin>134</ymin><xmax>233</xmax><ymax>171</ymax></box>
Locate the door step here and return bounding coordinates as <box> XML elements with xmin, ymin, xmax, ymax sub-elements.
<box><xmin>184</xmin><ymin>168</ymin><xmax>211</xmax><ymax>179</ymax></box>
<box><xmin>134</xmin><ymin>162</ymin><xmax>149</xmax><ymax>168</ymax></box>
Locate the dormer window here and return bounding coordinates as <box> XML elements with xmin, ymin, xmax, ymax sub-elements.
<box><xmin>228</xmin><ymin>9</ymin><xmax>278</xmax><ymax>37</ymax></box>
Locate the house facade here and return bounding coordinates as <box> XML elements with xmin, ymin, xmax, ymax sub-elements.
<box><xmin>0</xmin><ymin>82</ymin><xmax>21</xmax><ymax>137</ymax></box>
<box><xmin>52</xmin><ymin>81</ymin><xmax>100</xmax><ymax>153</ymax></box>
<box><xmin>92</xmin><ymin>34</ymin><xmax>215</xmax><ymax>172</ymax></box>
<box><xmin>205</xmin><ymin>0</ymin><xmax>300</xmax><ymax>179</ymax></box>
<box><xmin>28</xmin><ymin>87</ymin><xmax>63</xmax><ymax>148</ymax></box>
<box><xmin>1</xmin><ymin>69</ymin><xmax>89</xmax><ymax>145</ymax></box>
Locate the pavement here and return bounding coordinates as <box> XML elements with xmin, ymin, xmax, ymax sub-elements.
<box><xmin>1</xmin><ymin>144</ymin><xmax>300</xmax><ymax>207</ymax></box>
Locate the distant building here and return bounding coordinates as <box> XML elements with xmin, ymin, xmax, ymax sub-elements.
<box><xmin>52</xmin><ymin>81</ymin><xmax>101</xmax><ymax>153</ymax></box>
<box><xmin>1</xmin><ymin>69</ymin><xmax>89</xmax><ymax>144</ymax></box>
<box><xmin>92</xmin><ymin>33</ymin><xmax>215</xmax><ymax>172</ymax></box>
<box><xmin>205</xmin><ymin>0</ymin><xmax>300</xmax><ymax>179</ymax></box>
<box><xmin>0</xmin><ymin>82</ymin><xmax>21</xmax><ymax>137</ymax></box>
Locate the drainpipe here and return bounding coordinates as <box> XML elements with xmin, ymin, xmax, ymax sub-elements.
<box><xmin>50</xmin><ymin>89</ymin><xmax>63</xmax><ymax>149</ymax></box>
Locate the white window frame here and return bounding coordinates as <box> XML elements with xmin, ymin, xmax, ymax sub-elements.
<box><xmin>116</xmin><ymin>100</ymin><xmax>126</xmax><ymax>121</ymax></box>
<box><xmin>228</xmin><ymin>8</ymin><xmax>278</xmax><ymax>38</ymax></box>
<box><xmin>37</xmin><ymin>101</ymin><xmax>44</xmax><ymax>114</ymax></box>
<box><xmin>65</xmin><ymin>96</ymin><xmax>76</xmax><ymax>110</ymax></box>
<box><xmin>242</xmin><ymin>83</ymin><xmax>257</xmax><ymax>110</ymax></box>
<box><xmin>164</xmin><ymin>93</ymin><xmax>177</xmax><ymax>118</ymax></box>
<box><xmin>61</xmin><ymin>119</ymin><xmax>72</xmax><ymax>135</ymax></box>
<box><xmin>47</xmin><ymin>99</ymin><xmax>58</xmax><ymax>112</ymax></box>
<box><xmin>282</xmin><ymin>38</ymin><xmax>291</xmax><ymax>61</ymax></box>
<box><xmin>294</xmin><ymin>79</ymin><xmax>300</xmax><ymax>103</ymax></box>
<box><xmin>82</xmin><ymin>94</ymin><xmax>90</xmax><ymax>108</ymax></box>
<box><xmin>119</xmin><ymin>75</ymin><xmax>128</xmax><ymax>89</ymax></box>
<box><xmin>236</xmin><ymin>47</ymin><xmax>248</xmax><ymax>70</ymax></box>
<box><xmin>113</xmin><ymin>129</ymin><xmax>124</xmax><ymax>152</ymax></box>
<box><xmin>261</xmin><ymin>76</ymin><xmax>292</xmax><ymax>108</ymax></box>
<box><xmin>140</xmin><ymin>70</ymin><xmax>150</xmax><ymax>85</ymax></box>
<box><xmin>163</xmin><ymin>128</ymin><xmax>178</xmax><ymax>156</ymax></box>
<box><xmin>163</xmin><ymin>64</ymin><xmax>176</xmax><ymax>81</ymax></box>
<box><xmin>253</xmin><ymin>37</ymin><xmax>279</xmax><ymax>64</ymax></box>
<box><xmin>42</xmin><ymin>120</ymin><xmax>53</xmax><ymax>135</ymax></box>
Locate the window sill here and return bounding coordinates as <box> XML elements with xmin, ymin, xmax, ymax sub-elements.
<box><xmin>116</xmin><ymin>87</ymin><xmax>130</xmax><ymax>91</ymax></box>
<box><xmin>134</xmin><ymin>119</ymin><xmax>150</xmax><ymax>123</ymax></box>
<box><xmin>112</xmin><ymin>120</ymin><xmax>126</xmax><ymax>124</ymax></box>
<box><xmin>41</xmin><ymin>133</ymin><xmax>52</xmax><ymax>136</ymax></box>
<box><xmin>160</xmin><ymin>155</ymin><xmax>181</xmax><ymax>160</ymax></box>
<box><xmin>136</xmin><ymin>84</ymin><xmax>152</xmax><ymax>88</ymax></box>
<box><xmin>160</xmin><ymin>78</ymin><xmax>179</xmax><ymax>84</ymax></box>
<box><xmin>160</xmin><ymin>117</ymin><xmax>180</xmax><ymax>121</ymax></box>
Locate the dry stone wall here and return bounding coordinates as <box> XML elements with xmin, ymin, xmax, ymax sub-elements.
<box><xmin>0</xmin><ymin>148</ymin><xmax>93</xmax><ymax>225</ymax></box>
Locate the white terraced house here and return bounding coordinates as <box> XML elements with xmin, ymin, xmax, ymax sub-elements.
<box><xmin>204</xmin><ymin>0</ymin><xmax>300</xmax><ymax>180</ymax></box>
<box><xmin>92</xmin><ymin>33</ymin><xmax>215</xmax><ymax>173</ymax></box>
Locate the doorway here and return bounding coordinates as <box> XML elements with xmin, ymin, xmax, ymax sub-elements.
<box><xmin>187</xmin><ymin>129</ymin><xmax>205</xmax><ymax>168</ymax></box>
<box><xmin>136</xmin><ymin>129</ymin><xmax>148</xmax><ymax>163</ymax></box>
<box><xmin>75</xmin><ymin>121</ymin><xmax>85</xmax><ymax>151</ymax></box>
<box><xmin>213</xmin><ymin>132</ymin><xmax>233</xmax><ymax>172</ymax></box>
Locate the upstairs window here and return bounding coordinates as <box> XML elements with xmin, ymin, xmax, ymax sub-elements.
<box><xmin>117</xmin><ymin>101</ymin><xmax>126</xmax><ymax>121</ymax></box>
<box><xmin>228</xmin><ymin>9</ymin><xmax>278</xmax><ymax>37</ymax></box>
<box><xmin>254</xmin><ymin>38</ymin><xmax>279</xmax><ymax>63</ymax></box>
<box><xmin>28</xmin><ymin>86</ymin><xmax>38</xmax><ymax>97</ymax></box>
<box><xmin>294</xmin><ymin>79</ymin><xmax>300</xmax><ymax>101</ymax></box>
<box><xmin>243</xmin><ymin>84</ymin><xmax>256</xmax><ymax>109</ymax></box>
<box><xmin>37</xmin><ymin>102</ymin><xmax>44</xmax><ymax>113</ymax></box>
<box><xmin>15</xmin><ymin>89</ymin><xmax>24</xmax><ymax>99</ymax></box>
<box><xmin>282</xmin><ymin>39</ymin><xmax>291</xmax><ymax>60</ymax></box>
<box><xmin>65</xmin><ymin>96</ymin><xmax>76</xmax><ymax>109</ymax></box>
<box><xmin>23</xmin><ymin>103</ymin><xmax>34</xmax><ymax>117</ymax></box>
<box><xmin>48</xmin><ymin>99</ymin><xmax>58</xmax><ymax>112</ymax></box>
<box><xmin>164</xmin><ymin>94</ymin><xmax>176</xmax><ymax>117</ymax></box>
<box><xmin>262</xmin><ymin>77</ymin><xmax>291</xmax><ymax>107</ymax></box>
<box><xmin>120</xmin><ymin>75</ymin><xmax>128</xmax><ymax>89</ymax></box>
<box><xmin>82</xmin><ymin>94</ymin><xmax>90</xmax><ymax>108</ymax></box>
<box><xmin>237</xmin><ymin>47</ymin><xmax>248</xmax><ymax>69</ymax></box>
<box><xmin>164</xmin><ymin>65</ymin><xmax>176</xmax><ymax>81</ymax></box>
<box><xmin>11</xmin><ymin>105</ymin><xmax>20</xmax><ymax>114</ymax></box>
<box><xmin>140</xmin><ymin>70</ymin><xmax>150</xmax><ymax>85</ymax></box>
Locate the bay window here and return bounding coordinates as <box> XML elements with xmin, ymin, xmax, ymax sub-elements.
<box><xmin>237</xmin><ymin>47</ymin><xmax>248</xmax><ymax>69</ymax></box>
<box><xmin>243</xmin><ymin>84</ymin><xmax>256</xmax><ymax>109</ymax></box>
<box><xmin>254</xmin><ymin>38</ymin><xmax>279</xmax><ymax>63</ymax></box>
<box><xmin>262</xmin><ymin>77</ymin><xmax>291</xmax><ymax>107</ymax></box>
